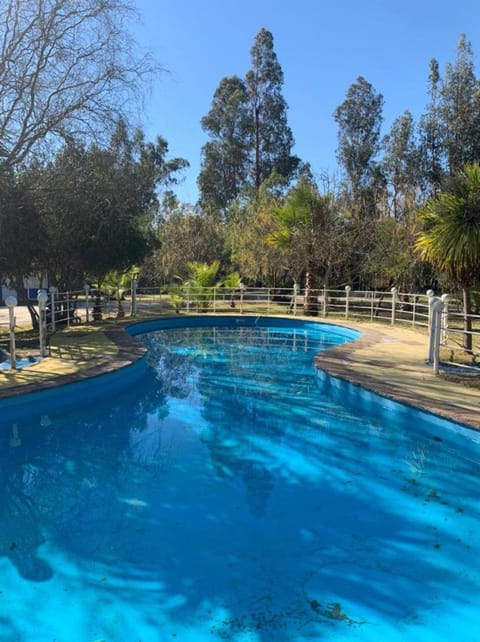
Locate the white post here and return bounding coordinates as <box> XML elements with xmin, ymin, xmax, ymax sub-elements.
<box><xmin>240</xmin><ymin>282</ymin><xmax>245</xmax><ymax>314</ymax></box>
<box><xmin>66</xmin><ymin>291</ymin><xmax>70</xmax><ymax>328</ymax></box>
<box><xmin>345</xmin><ymin>285</ymin><xmax>351</xmax><ymax>320</ymax></box>
<box><xmin>390</xmin><ymin>287</ymin><xmax>398</xmax><ymax>325</ymax></box>
<box><xmin>185</xmin><ymin>283</ymin><xmax>190</xmax><ymax>313</ymax></box>
<box><xmin>322</xmin><ymin>285</ymin><xmax>327</xmax><ymax>317</ymax></box>
<box><xmin>49</xmin><ymin>286</ymin><xmax>57</xmax><ymax>331</ymax></box>
<box><xmin>427</xmin><ymin>296</ymin><xmax>437</xmax><ymax>363</ymax></box>
<box><xmin>37</xmin><ymin>289</ymin><xmax>48</xmax><ymax>358</ymax></box>
<box><xmin>84</xmin><ymin>284</ymin><xmax>90</xmax><ymax>323</ymax></box>
<box><xmin>432</xmin><ymin>299</ymin><xmax>445</xmax><ymax>375</ymax></box>
<box><xmin>293</xmin><ymin>282</ymin><xmax>299</xmax><ymax>316</ymax></box>
<box><xmin>131</xmin><ymin>276</ymin><xmax>137</xmax><ymax>317</ymax></box>
<box><xmin>426</xmin><ymin>289</ymin><xmax>435</xmax><ymax>332</ymax></box>
<box><xmin>5</xmin><ymin>295</ymin><xmax>17</xmax><ymax>371</ymax></box>
<box><xmin>441</xmin><ymin>293</ymin><xmax>449</xmax><ymax>345</ymax></box>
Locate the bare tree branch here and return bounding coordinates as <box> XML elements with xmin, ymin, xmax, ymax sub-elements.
<box><xmin>0</xmin><ymin>0</ymin><xmax>160</xmax><ymax>165</ymax></box>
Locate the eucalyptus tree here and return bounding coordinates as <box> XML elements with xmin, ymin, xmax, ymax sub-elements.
<box><xmin>334</xmin><ymin>76</ymin><xmax>385</xmax><ymax>218</ymax></box>
<box><xmin>245</xmin><ymin>28</ymin><xmax>299</xmax><ymax>189</ymax></box>
<box><xmin>198</xmin><ymin>28</ymin><xmax>298</xmax><ymax>213</ymax></box>
<box><xmin>439</xmin><ymin>35</ymin><xmax>480</xmax><ymax>174</ymax></box>
<box><xmin>416</xmin><ymin>162</ymin><xmax>480</xmax><ymax>351</ymax></box>
<box><xmin>419</xmin><ymin>35</ymin><xmax>480</xmax><ymax>191</ymax></box>
<box><xmin>198</xmin><ymin>76</ymin><xmax>251</xmax><ymax>214</ymax></box>
<box><xmin>382</xmin><ymin>110</ymin><xmax>422</xmax><ymax>221</ymax></box>
<box><xmin>0</xmin><ymin>0</ymin><xmax>156</xmax><ymax>168</ymax></box>
<box><xmin>418</xmin><ymin>59</ymin><xmax>445</xmax><ymax>193</ymax></box>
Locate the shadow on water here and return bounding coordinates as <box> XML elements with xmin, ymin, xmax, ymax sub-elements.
<box><xmin>0</xmin><ymin>323</ymin><xmax>479</xmax><ymax>641</ymax></box>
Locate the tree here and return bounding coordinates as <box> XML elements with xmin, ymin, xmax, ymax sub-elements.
<box><xmin>0</xmin><ymin>0</ymin><xmax>156</xmax><ymax>167</ymax></box>
<box><xmin>267</xmin><ymin>178</ymin><xmax>346</xmax><ymax>315</ymax></box>
<box><xmin>245</xmin><ymin>28</ymin><xmax>299</xmax><ymax>189</ymax></box>
<box><xmin>198</xmin><ymin>28</ymin><xmax>298</xmax><ymax>212</ymax></box>
<box><xmin>419</xmin><ymin>35</ymin><xmax>480</xmax><ymax>192</ymax></box>
<box><xmin>224</xmin><ymin>184</ymin><xmax>286</xmax><ymax>286</ymax></box>
<box><xmin>23</xmin><ymin>122</ymin><xmax>187</xmax><ymax>289</ymax></box>
<box><xmin>198</xmin><ymin>76</ymin><xmax>250</xmax><ymax>214</ymax></box>
<box><xmin>419</xmin><ymin>58</ymin><xmax>446</xmax><ymax>193</ymax></box>
<box><xmin>100</xmin><ymin>269</ymin><xmax>136</xmax><ymax>318</ymax></box>
<box><xmin>184</xmin><ymin>260</ymin><xmax>221</xmax><ymax>311</ymax></box>
<box><xmin>154</xmin><ymin>209</ymin><xmax>226</xmax><ymax>284</ymax></box>
<box><xmin>0</xmin><ymin>168</ymin><xmax>46</xmax><ymax>321</ymax></box>
<box><xmin>416</xmin><ymin>162</ymin><xmax>480</xmax><ymax>351</ymax></box>
<box><xmin>334</xmin><ymin>76</ymin><xmax>385</xmax><ymax>217</ymax></box>
<box><xmin>360</xmin><ymin>217</ymin><xmax>432</xmax><ymax>292</ymax></box>
<box><xmin>382</xmin><ymin>110</ymin><xmax>422</xmax><ymax>220</ymax></box>
<box><xmin>439</xmin><ymin>34</ymin><xmax>480</xmax><ymax>174</ymax></box>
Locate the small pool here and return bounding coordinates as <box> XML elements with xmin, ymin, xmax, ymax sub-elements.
<box><xmin>0</xmin><ymin>316</ymin><xmax>479</xmax><ymax>642</ymax></box>
<box><xmin>0</xmin><ymin>356</ymin><xmax>42</xmax><ymax>371</ymax></box>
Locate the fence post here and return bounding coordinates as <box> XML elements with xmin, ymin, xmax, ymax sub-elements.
<box><xmin>390</xmin><ymin>287</ymin><xmax>398</xmax><ymax>325</ymax></box>
<box><xmin>293</xmin><ymin>282</ymin><xmax>298</xmax><ymax>316</ymax></box>
<box><xmin>84</xmin><ymin>284</ymin><xmax>90</xmax><ymax>323</ymax></box>
<box><xmin>240</xmin><ymin>282</ymin><xmax>245</xmax><ymax>314</ymax></box>
<box><xmin>186</xmin><ymin>283</ymin><xmax>190</xmax><ymax>313</ymax></box>
<box><xmin>131</xmin><ymin>275</ymin><xmax>138</xmax><ymax>317</ymax></box>
<box><xmin>370</xmin><ymin>291</ymin><xmax>374</xmax><ymax>321</ymax></box>
<box><xmin>66</xmin><ymin>291</ymin><xmax>70</xmax><ymax>328</ymax></box>
<box><xmin>427</xmin><ymin>295</ymin><xmax>439</xmax><ymax>363</ymax></box>
<box><xmin>37</xmin><ymin>289</ymin><xmax>48</xmax><ymax>358</ymax></box>
<box><xmin>345</xmin><ymin>285</ymin><xmax>351</xmax><ymax>320</ymax></box>
<box><xmin>322</xmin><ymin>285</ymin><xmax>327</xmax><ymax>317</ymax></box>
<box><xmin>49</xmin><ymin>286</ymin><xmax>57</xmax><ymax>331</ymax></box>
<box><xmin>431</xmin><ymin>299</ymin><xmax>445</xmax><ymax>374</ymax></box>
<box><xmin>5</xmin><ymin>295</ymin><xmax>17</xmax><ymax>370</ymax></box>
<box><xmin>426</xmin><ymin>289</ymin><xmax>435</xmax><ymax>332</ymax></box>
<box><xmin>441</xmin><ymin>293</ymin><xmax>449</xmax><ymax>345</ymax></box>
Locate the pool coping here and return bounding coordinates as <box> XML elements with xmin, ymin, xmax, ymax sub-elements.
<box><xmin>0</xmin><ymin>328</ymin><xmax>147</xmax><ymax>401</ymax></box>
<box><xmin>0</xmin><ymin>315</ymin><xmax>478</xmax><ymax>430</ymax></box>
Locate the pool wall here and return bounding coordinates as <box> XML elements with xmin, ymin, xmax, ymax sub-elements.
<box><xmin>0</xmin><ymin>316</ymin><xmax>359</xmax><ymax>425</ymax></box>
<box><xmin>126</xmin><ymin>314</ymin><xmax>361</xmax><ymax>342</ymax></box>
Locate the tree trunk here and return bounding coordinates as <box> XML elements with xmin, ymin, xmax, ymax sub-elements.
<box><xmin>463</xmin><ymin>286</ymin><xmax>473</xmax><ymax>352</ymax></box>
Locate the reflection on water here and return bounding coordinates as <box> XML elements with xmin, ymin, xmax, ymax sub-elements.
<box><xmin>0</xmin><ymin>322</ymin><xmax>479</xmax><ymax>642</ymax></box>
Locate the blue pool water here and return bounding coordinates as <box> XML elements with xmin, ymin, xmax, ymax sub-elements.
<box><xmin>0</xmin><ymin>316</ymin><xmax>479</xmax><ymax>642</ymax></box>
<box><xmin>0</xmin><ymin>356</ymin><xmax>42</xmax><ymax>371</ymax></box>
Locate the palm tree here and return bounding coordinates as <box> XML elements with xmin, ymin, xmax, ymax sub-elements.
<box><xmin>101</xmin><ymin>270</ymin><xmax>134</xmax><ymax>318</ymax></box>
<box><xmin>267</xmin><ymin>180</ymin><xmax>336</xmax><ymax>316</ymax></box>
<box><xmin>184</xmin><ymin>261</ymin><xmax>221</xmax><ymax>312</ymax></box>
<box><xmin>416</xmin><ymin>162</ymin><xmax>480</xmax><ymax>351</ymax></box>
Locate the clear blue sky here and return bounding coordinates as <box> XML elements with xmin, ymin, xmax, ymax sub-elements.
<box><xmin>132</xmin><ymin>0</ymin><xmax>480</xmax><ymax>204</ymax></box>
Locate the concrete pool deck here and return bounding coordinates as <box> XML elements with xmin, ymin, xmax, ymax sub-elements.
<box><xmin>314</xmin><ymin>321</ymin><xmax>480</xmax><ymax>430</ymax></box>
<box><xmin>0</xmin><ymin>315</ymin><xmax>478</xmax><ymax>430</ymax></box>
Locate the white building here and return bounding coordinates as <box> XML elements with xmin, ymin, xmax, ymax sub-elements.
<box><xmin>0</xmin><ymin>276</ymin><xmax>49</xmax><ymax>304</ymax></box>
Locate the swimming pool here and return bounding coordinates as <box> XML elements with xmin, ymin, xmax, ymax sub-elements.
<box><xmin>0</xmin><ymin>316</ymin><xmax>479</xmax><ymax>641</ymax></box>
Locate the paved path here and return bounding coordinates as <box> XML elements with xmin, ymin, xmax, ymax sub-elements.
<box><xmin>0</xmin><ymin>315</ymin><xmax>479</xmax><ymax>430</ymax></box>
